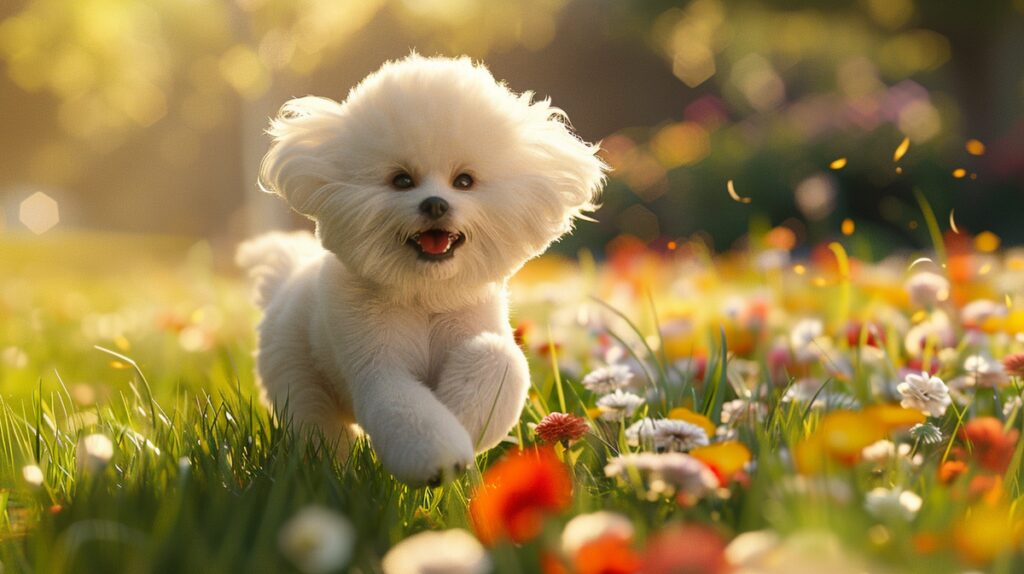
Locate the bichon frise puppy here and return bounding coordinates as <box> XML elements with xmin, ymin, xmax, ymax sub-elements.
<box><xmin>237</xmin><ymin>54</ymin><xmax>606</xmax><ymax>485</ymax></box>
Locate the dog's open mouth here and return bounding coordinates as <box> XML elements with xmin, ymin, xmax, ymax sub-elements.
<box><xmin>408</xmin><ymin>229</ymin><xmax>466</xmax><ymax>261</ymax></box>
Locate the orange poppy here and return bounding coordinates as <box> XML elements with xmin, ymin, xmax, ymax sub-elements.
<box><xmin>470</xmin><ymin>447</ymin><xmax>572</xmax><ymax>545</ymax></box>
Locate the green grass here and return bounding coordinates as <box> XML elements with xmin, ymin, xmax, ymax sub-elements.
<box><xmin>2</xmin><ymin>232</ymin><xmax>1024</xmax><ymax>573</ymax></box>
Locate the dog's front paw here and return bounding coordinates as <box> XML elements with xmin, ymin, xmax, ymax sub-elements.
<box><xmin>376</xmin><ymin>415</ymin><xmax>475</xmax><ymax>487</ymax></box>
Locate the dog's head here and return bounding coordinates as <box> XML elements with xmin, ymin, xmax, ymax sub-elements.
<box><xmin>260</xmin><ymin>54</ymin><xmax>606</xmax><ymax>297</ymax></box>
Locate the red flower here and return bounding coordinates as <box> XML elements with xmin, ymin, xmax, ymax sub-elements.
<box><xmin>1003</xmin><ymin>353</ymin><xmax>1024</xmax><ymax>377</ymax></box>
<box><xmin>535</xmin><ymin>412</ymin><xmax>589</xmax><ymax>444</ymax></box>
<box><xmin>960</xmin><ymin>417</ymin><xmax>1020</xmax><ymax>474</ymax></box>
<box><xmin>641</xmin><ymin>524</ymin><xmax>728</xmax><ymax>574</ymax></box>
<box><xmin>470</xmin><ymin>447</ymin><xmax>572</xmax><ymax>545</ymax></box>
<box><xmin>939</xmin><ymin>460</ymin><xmax>968</xmax><ymax>484</ymax></box>
<box><xmin>575</xmin><ymin>535</ymin><xmax>642</xmax><ymax>574</ymax></box>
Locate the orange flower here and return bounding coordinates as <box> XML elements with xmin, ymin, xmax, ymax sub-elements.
<box><xmin>641</xmin><ymin>524</ymin><xmax>728</xmax><ymax>574</ymax></box>
<box><xmin>574</xmin><ymin>535</ymin><xmax>642</xmax><ymax>574</ymax></box>
<box><xmin>938</xmin><ymin>460</ymin><xmax>968</xmax><ymax>484</ymax></box>
<box><xmin>960</xmin><ymin>417</ymin><xmax>1019</xmax><ymax>474</ymax></box>
<box><xmin>470</xmin><ymin>447</ymin><xmax>572</xmax><ymax>545</ymax></box>
<box><xmin>535</xmin><ymin>412</ymin><xmax>589</xmax><ymax>445</ymax></box>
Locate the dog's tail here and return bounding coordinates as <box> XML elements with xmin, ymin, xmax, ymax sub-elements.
<box><xmin>235</xmin><ymin>231</ymin><xmax>322</xmax><ymax>307</ymax></box>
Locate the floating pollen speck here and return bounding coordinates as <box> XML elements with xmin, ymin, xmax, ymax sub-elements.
<box><xmin>979</xmin><ymin>263</ymin><xmax>992</xmax><ymax>275</ymax></box>
<box><xmin>949</xmin><ymin>209</ymin><xmax>960</xmax><ymax>234</ymax></box>
<box><xmin>966</xmin><ymin>139</ymin><xmax>986</xmax><ymax>156</ymax></box>
<box><xmin>841</xmin><ymin>218</ymin><xmax>855</xmax><ymax>235</ymax></box>
<box><xmin>895</xmin><ymin>166</ymin><xmax>903</xmax><ymax>174</ymax></box>
<box><xmin>830</xmin><ymin>157</ymin><xmax>848</xmax><ymax>170</ymax></box>
<box><xmin>893</xmin><ymin>137</ymin><xmax>910</xmax><ymax>162</ymax></box>
<box><xmin>793</xmin><ymin>264</ymin><xmax>807</xmax><ymax>275</ymax></box>
<box><xmin>952</xmin><ymin>168</ymin><xmax>967</xmax><ymax>179</ymax></box>
<box><xmin>727</xmin><ymin>179</ymin><xmax>751</xmax><ymax>204</ymax></box>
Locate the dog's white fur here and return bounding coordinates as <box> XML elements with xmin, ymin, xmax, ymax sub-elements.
<box><xmin>237</xmin><ymin>54</ymin><xmax>606</xmax><ymax>485</ymax></box>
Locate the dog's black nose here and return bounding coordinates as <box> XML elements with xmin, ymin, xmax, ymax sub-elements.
<box><xmin>419</xmin><ymin>196</ymin><xmax>449</xmax><ymax>220</ymax></box>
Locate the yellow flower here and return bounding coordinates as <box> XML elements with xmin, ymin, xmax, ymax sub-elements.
<box><xmin>863</xmin><ymin>404</ymin><xmax>926</xmax><ymax>432</ymax></box>
<box><xmin>667</xmin><ymin>407</ymin><xmax>715</xmax><ymax>437</ymax></box>
<box><xmin>690</xmin><ymin>441</ymin><xmax>751</xmax><ymax>481</ymax></box>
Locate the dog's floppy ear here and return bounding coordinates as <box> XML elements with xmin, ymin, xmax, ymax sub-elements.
<box><xmin>526</xmin><ymin>97</ymin><xmax>608</xmax><ymax>226</ymax></box>
<box><xmin>259</xmin><ymin>96</ymin><xmax>346</xmax><ymax>218</ymax></box>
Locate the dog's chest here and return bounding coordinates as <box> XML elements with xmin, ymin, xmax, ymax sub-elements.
<box><xmin>422</xmin><ymin>314</ymin><xmax>467</xmax><ymax>390</ymax></box>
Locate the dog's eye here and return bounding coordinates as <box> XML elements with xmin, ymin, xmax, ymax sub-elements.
<box><xmin>391</xmin><ymin>172</ymin><xmax>415</xmax><ymax>190</ymax></box>
<box><xmin>452</xmin><ymin>173</ymin><xmax>474</xmax><ymax>190</ymax></box>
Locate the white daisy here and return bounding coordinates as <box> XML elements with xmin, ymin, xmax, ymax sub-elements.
<box><xmin>864</xmin><ymin>487</ymin><xmax>922</xmax><ymax>521</ymax></box>
<box><xmin>605</xmin><ymin>452</ymin><xmax>717</xmax><ymax>498</ymax></box>
<box><xmin>625</xmin><ymin>418</ymin><xmax>708</xmax><ymax>452</ymax></box>
<box><xmin>906</xmin><ymin>271</ymin><xmax>949</xmax><ymax>307</ymax></box>
<box><xmin>581</xmin><ymin>364</ymin><xmax>634</xmax><ymax>394</ymax></box>
<box><xmin>279</xmin><ymin>506</ymin><xmax>356</xmax><ymax>574</ymax></box>
<box><xmin>596</xmin><ymin>390</ymin><xmax>645</xmax><ymax>421</ymax></box>
<box><xmin>382</xmin><ymin>529</ymin><xmax>490</xmax><ymax>574</ymax></box>
<box><xmin>897</xmin><ymin>371</ymin><xmax>951</xmax><ymax>417</ymax></box>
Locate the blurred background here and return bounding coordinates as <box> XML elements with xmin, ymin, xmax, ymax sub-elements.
<box><xmin>1</xmin><ymin>0</ymin><xmax>1023</xmax><ymax>259</ymax></box>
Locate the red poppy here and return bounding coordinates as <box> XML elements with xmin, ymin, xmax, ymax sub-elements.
<box><xmin>575</xmin><ymin>535</ymin><xmax>642</xmax><ymax>574</ymax></box>
<box><xmin>640</xmin><ymin>524</ymin><xmax>728</xmax><ymax>574</ymax></box>
<box><xmin>535</xmin><ymin>412</ymin><xmax>589</xmax><ymax>445</ymax></box>
<box><xmin>960</xmin><ymin>417</ymin><xmax>1020</xmax><ymax>474</ymax></box>
<box><xmin>939</xmin><ymin>460</ymin><xmax>968</xmax><ymax>484</ymax></box>
<box><xmin>470</xmin><ymin>447</ymin><xmax>572</xmax><ymax>545</ymax></box>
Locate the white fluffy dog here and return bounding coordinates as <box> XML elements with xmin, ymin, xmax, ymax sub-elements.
<box><xmin>237</xmin><ymin>54</ymin><xmax>606</xmax><ymax>486</ymax></box>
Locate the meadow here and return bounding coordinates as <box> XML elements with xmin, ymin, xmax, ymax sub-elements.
<box><xmin>2</xmin><ymin>224</ymin><xmax>1024</xmax><ymax>574</ymax></box>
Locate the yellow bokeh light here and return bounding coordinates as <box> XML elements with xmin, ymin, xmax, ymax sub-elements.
<box><xmin>841</xmin><ymin>218</ymin><xmax>855</xmax><ymax>235</ymax></box>
<box><xmin>975</xmin><ymin>231</ymin><xmax>1000</xmax><ymax>253</ymax></box>
<box><xmin>952</xmin><ymin>168</ymin><xmax>966</xmax><ymax>179</ymax></box>
<box><xmin>19</xmin><ymin>191</ymin><xmax>60</xmax><ymax>235</ymax></box>
<box><xmin>966</xmin><ymin>139</ymin><xmax>986</xmax><ymax>156</ymax></box>
<box><xmin>830</xmin><ymin>157</ymin><xmax>848</xmax><ymax>170</ymax></box>
<box><xmin>650</xmin><ymin>122</ymin><xmax>710</xmax><ymax>168</ymax></box>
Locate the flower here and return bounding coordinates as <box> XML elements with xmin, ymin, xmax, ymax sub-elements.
<box><xmin>76</xmin><ymin>433</ymin><xmax>114</xmax><ymax>472</ymax></box>
<box><xmin>641</xmin><ymin>524</ymin><xmax>729</xmax><ymax>574</ymax></box>
<box><xmin>864</xmin><ymin>487</ymin><xmax>922</xmax><ymax>521</ymax></box>
<box><xmin>278</xmin><ymin>506</ymin><xmax>356</xmax><ymax>574</ymax></box>
<box><xmin>470</xmin><ymin>447</ymin><xmax>572</xmax><ymax>545</ymax></box>
<box><xmin>382</xmin><ymin>529</ymin><xmax>490</xmax><ymax>574</ymax></box>
<box><xmin>626</xmin><ymin>418</ymin><xmax>708</xmax><ymax>452</ymax></box>
<box><xmin>654</xmin><ymin>420</ymin><xmax>710</xmax><ymax>452</ymax></box>
<box><xmin>909</xmin><ymin>422</ymin><xmax>944</xmax><ymax>445</ymax></box>
<box><xmin>596</xmin><ymin>390</ymin><xmax>645</xmax><ymax>421</ymax></box>
<box><xmin>960</xmin><ymin>417</ymin><xmax>1020</xmax><ymax>474</ymax></box>
<box><xmin>720</xmin><ymin>399</ymin><xmax>767</xmax><ymax>426</ymax></box>
<box><xmin>573</xmin><ymin>535</ymin><xmax>641</xmax><ymax>574</ymax></box>
<box><xmin>581</xmin><ymin>364</ymin><xmax>633</xmax><ymax>394</ymax></box>
<box><xmin>605</xmin><ymin>453</ymin><xmax>717</xmax><ymax>499</ymax></box>
<box><xmin>1003</xmin><ymin>353</ymin><xmax>1024</xmax><ymax>377</ymax></box>
<box><xmin>726</xmin><ymin>530</ymin><xmax>870</xmax><ymax>573</ymax></box>
<box><xmin>897</xmin><ymin>372</ymin><xmax>951</xmax><ymax>417</ymax></box>
<box><xmin>906</xmin><ymin>271</ymin><xmax>949</xmax><ymax>307</ymax></box>
<box><xmin>958</xmin><ymin>354</ymin><xmax>1008</xmax><ymax>389</ymax></box>
<box><xmin>22</xmin><ymin>464</ymin><xmax>44</xmax><ymax>486</ymax></box>
<box><xmin>666</xmin><ymin>407</ymin><xmax>715</xmax><ymax>437</ymax></box>
<box><xmin>690</xmin><ymin>441</ymin><xmax>752</xmax><ymax>482</ymax></box>
<box><xmin>560</xmin><ymin>511</ymin><xmax>635</xmax><ymax>557</ymax></box>
<box><xmin>535</xmin><ymin>412</ymin><xmax>589</xmax><ymax>444</ymax></box>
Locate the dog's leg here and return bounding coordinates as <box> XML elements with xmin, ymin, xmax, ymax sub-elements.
<box><xmin>348</xmin><ymin>363</ymin><xmax>476</xmax><ymax>485</ymax></box>
<box><xmin>434</xmin><ymin>332</ymin><xmax>530</xmax><ymax>452</ymax></box>
<box><xmin>259</xmin><ymin>360</ymin><xmax>357</xmax><ymax>459</ymax></box>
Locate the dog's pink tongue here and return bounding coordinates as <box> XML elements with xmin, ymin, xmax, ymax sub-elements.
<box><xmin>417</xmin><ymin>230</ymin><xmax>450</xmax><ymax>255</ymax></box>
